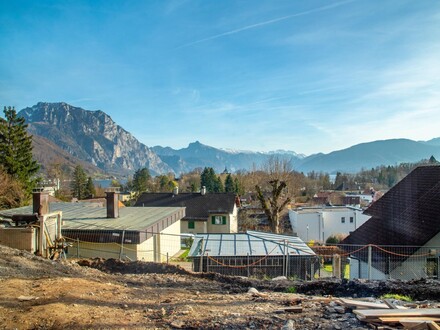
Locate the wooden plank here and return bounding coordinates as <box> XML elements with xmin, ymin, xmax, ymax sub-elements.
<box><xmin>400</xmin><ymin>321</ymin><xmax>440</xmax><ymax>330</ymax></box>
<box><xmin>427</xmin><ymin>321</ymin><xmax>440</xmax><ymax>330</ymax></box>
<box><xmin>339</xmin><ymin>298</ymin><xmax>389</xmax><ymax>309</ymax></box>
<box><xmin>283</xmin><ymin>307</ymin><xmax>303</xmax><ymax>313</ymax></box>
<box><xmin>383</xmin><ymin>299</ymin><xmax>398</xmax><ymax>309</ymax></box>
<box><xmin>379</xmin><ymin>317</ymin><xmax>440</xmax><ymax>324</ymax></box>
<box><xmin>355</xmin><ymin>309</ymin><xmax>440</xmax><ymax>320</ymax></box>
<box><xmin>401</xmin><ymin>322</ymin><xmax>429</xmax><ymax>330</ymax></box>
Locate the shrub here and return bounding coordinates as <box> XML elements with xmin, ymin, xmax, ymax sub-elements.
<box><xmin>380</xmin><ymin>293</ymin><xmax>412</xmax><ymax>302</ymax></box>
<box><xmin>285</xmin><ymin>286</ymin><xmax>297</xmax><ymax>293</ymax></box>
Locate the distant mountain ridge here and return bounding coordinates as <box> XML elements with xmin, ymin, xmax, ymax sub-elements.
<box><xmin>152</xmin><ymin>141</ymin><xmax>303</xmax><ymax>174</ymax></box>
<box><xmin>295</xmin><ymin>138</ymin><xmax>440</xmax><ymax>173</ymax></box>
<box><xmin>19</xmin><ymin>102</ymin><xmax>440</xmax><ymax>176</ymax></box>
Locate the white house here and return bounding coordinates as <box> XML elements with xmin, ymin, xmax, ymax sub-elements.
<box><xmin>289</xmin><ymin>206</ymin><xmax>370</xmax><ymax>243</ymax></box>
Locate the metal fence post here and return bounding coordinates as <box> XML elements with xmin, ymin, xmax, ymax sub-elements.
<box><xmin>247</xmin><ymin>253</ymin><xmax>250</xmax><ymax>277</ymax></box>
<box><xmin>206</xmin><ymin>253</ymin><xmax>209</xmax><ymax>273</ymax></box>
<box><xmin>167</xmin><ymin>252</ymin><xmax>169</xmax><ymax>264</ymax></box>
<box><xmin>76</xmin><ymin>238</ymin><xmax>80</xmax><ymax>258</ymax></box>
<box><xmin>368</xmin><ymin>244</ymin><xmax>372</xmax><ymax>280</ymax></box>
<box><xmin>388</xmin><ymin>256</ymin><xmax>391</xmax><ymax>279</ymax></box>
<box><xmin>199</xmin><ymin>238</ymin><xmax>204</xmax><ymax>273</ymax></box>
<box><xmin>437</xmin><ymin>256</ymin><xmax>440</xmax><ymax>280</ymax></box>
<box><xmin>119</xmin><ymin>230</ymin><xmax>125</xmax><ymax>260</ymax></box>
<box><xmin>284</xmin><ymin>240</ymin><xmax>289</xmax><ymax>277</ymax></box>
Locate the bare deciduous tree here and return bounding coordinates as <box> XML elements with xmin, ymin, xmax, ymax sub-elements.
<box><xmin>254</xmin><ymin>156</ymin><xmax>294</xmax><ymax>233</ymax></box>
<box><xmin>0</xmin><ymin>170</ymin><xmax>25</xmax><ymax>209</ymax></box>
<box><xmin>255</xmin><ymin>179</ymin><xmax>291</xmax><ymax>233</ymax></box>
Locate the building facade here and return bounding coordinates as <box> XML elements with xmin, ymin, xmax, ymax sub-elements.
<box><xmin>289</xmin><ymin>206</ymin><xmax>370</xmax><ymax>243</ymax></box>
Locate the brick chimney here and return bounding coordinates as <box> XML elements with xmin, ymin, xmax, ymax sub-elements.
<box><xmin>105</xmin><ymin>191</ymin><xmax>119</xmax><ymax>218</ymax></box>
<box><xmin>33</xmin><ymin>189</ymin><xmax>50</xmax><ymax>216</ymax></box>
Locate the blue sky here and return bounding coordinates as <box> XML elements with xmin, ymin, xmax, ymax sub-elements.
<box><xmin>1</xmin><ymin>0</ymin><xmax>440</xmax><ymax>155</ymax></box>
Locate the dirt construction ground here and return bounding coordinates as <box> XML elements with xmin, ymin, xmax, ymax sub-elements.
<box><xmin>1</xmin><ymin>245</ymin><xmax>439</xmax><ymax>330</ymax></box>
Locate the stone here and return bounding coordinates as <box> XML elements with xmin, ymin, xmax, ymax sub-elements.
<box><xmin>17</xmin><ymin>296</ymin><xmax>38</xmax><ymax>301</ymax></box>
<box><xmin>272</xmin><ymin>276</ymin><xmax>288</xmax><ymax>281</ymax></box>
<box><xmin>334</xmin><ymin>306</ymin><xmax>346</xmax><ymax>314</ymax></box>
<box><xmin>281</xmin><ymin>320</ymin><xmax>295</xmax><ymax>330</ymax></box>
<box><xmin>170</xmin><ymin>320</ymin><xmax>185</xmax><ymax>329</ymax></box>
<box><xmin>248</xmin><ymin>287</ymin><xmax>259</xmax><ymax>294</ymax></box>
<box><xmin>325</xmin><ymin>306</ymin><xmax>336</xmax><ymax>313</ymax></box>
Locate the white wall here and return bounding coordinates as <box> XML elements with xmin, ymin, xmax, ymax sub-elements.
<box><xmin>229</xmin><ymin>204</ymin><xmax>238</xmax><ymax>233</ymax></box>
<box><xmin>289</xmin><ymin>207</ymin><xmax>370</xmax><ymax>243</ymax></box>
<box><xmin>349</xmin><ymin>258</ymin><xmax>387</xmax><ymax>280</ymax></box>
<box><xmin>348</xmin><ymin>233</ymin><xmax>440</xmax><ymax>280</ymax></box>
<box><xmin>66</xmin><ymin>220</ymin><xmax>182</xmax><ymax>262</ymax></box>
<box><xmin>159</xmin><ymin>220</ymin><xmax>182</xmax><ymax>261</ymax></box>
<box><xmin>390</xmin><ymin>232</ymin><xmax>440</xmax><ymax>280</ymax></box>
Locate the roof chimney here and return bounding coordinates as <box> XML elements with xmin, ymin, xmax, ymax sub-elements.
<box><xmin>173</xmin><ymin>186</ymin><xmax>179</xmax><ymax>196</ymax></box>
<box><xmin>201</xmin><ymin>186</ymin><xmax>206</xmax><ymax>196</ymax></box>
<box><xmin>33</xmin><ymin>189</ymin><xmax>50</xmax><ymax>216</ymax></box>
<box><xmin>105</xmin><ymin>190</ymin><xmax>119</xmax><ymax>218</ymax></box>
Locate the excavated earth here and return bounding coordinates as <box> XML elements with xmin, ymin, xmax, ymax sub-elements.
<box><xmin>0</xmin><ymin>245</ymin><xmax>439</xmax><ymax>330</ymax></box>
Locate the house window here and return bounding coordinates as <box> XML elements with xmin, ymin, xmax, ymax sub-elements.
<box><xmin>341</xmin><ymin>217</ymin><xmax>345</xmax><ymax>223</ymax></box>
<box><xmin>350</xmin><ymin>217</ymin><xmax>354</xmax><ymax>223</ymax></box>
<box><xmin>212</xmin><ymin>215</ymin><xmax>226</xmax><ymax>225</ymax></box>
<box><xmin>188</xmin><ymin>221</ymin><xmax>195</xmax><ymax>229</ymax></box>
<box><xmin>426</xmin><ymin>257</ymin><xmax>438</xmax><ymax>278</ymax></box>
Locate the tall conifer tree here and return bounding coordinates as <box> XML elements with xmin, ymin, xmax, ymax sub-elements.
<box><xmin>0</xmin><ymin>106</ymin><xmax>39</xmax><ymax>195</ymax></box>
<box><xmin>71</xmin><ymin>165</ymin><xmax>87</xmax><ymax>199</ymax></box>
<box><xmin>224</xmin><ymin>173</ymin><xmax>234</xmax><ymax>193</ymax></box>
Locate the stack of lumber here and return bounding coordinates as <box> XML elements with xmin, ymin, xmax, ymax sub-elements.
<box><xmin>336</xmin><ymin>298</ymin><xmax>440</xmax><ymax>330</ymax></box>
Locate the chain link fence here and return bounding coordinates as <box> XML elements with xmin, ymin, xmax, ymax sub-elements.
<box><xmin>61</xmin><ymin>229</ymin><xmax>439</xmax><ymax>281</ymax></box>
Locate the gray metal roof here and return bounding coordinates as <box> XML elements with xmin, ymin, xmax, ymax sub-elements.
<box><xmin>189</xmin><ymin>230</ymin><xmax>316</xmax><ymax>257</ymax></box>
<box><xmin>0</xmin><ymin>203</ymin><xmax>184</xmax><ymax>231</ymax></box>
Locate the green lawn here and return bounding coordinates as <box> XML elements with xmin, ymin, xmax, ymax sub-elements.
<box><xmin>322</xmin><ymin>264</ymin><xmax>350</xmax><ymax>278</ymax></box>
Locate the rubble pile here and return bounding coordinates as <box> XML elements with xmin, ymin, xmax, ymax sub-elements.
<box><xmin>0</xmin><ymin>248</ymin><xmax>439</xmax><ymax>329</ymax></box>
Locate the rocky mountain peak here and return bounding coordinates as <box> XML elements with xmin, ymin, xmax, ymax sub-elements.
<box><xmin>19</xmin><ymin>102</ymin><xmax>173</xmax><ymax>175</ymax></box>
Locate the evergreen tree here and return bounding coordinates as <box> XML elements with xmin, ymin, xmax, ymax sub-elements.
<box><xmin>233</xmin><ymin>177</ymin><xmax>244</xmax><ymax>195</ymax></box>
<box><xmin>429</xmin><ymin>155</ymin><xmax>438</xmax><ymax>164</ymax></box>
<box><xmin>224</xmin><ymin>173</ymin><xmax>235</xmax><ymax>193</ymax></box>
<box><xmin>0</xmin><ymin>106</ymin><xmax>40</xmax><ymax>194</ymax></box>
<box><xmin>132</xmin><ymin>167</ymin><xmax>151</xmax><ymax>193</ymax></box>
<box><xmin>84</xmin><ymin>177</ymin><xmax>96</xmax><ymax>198</ymax></box>
<box><xmin>70</xmin><ymin>165</ymin><xmax>87</xmax><ymax>199</ymax></box>
<box><xmin>213</xmin><ymin>175</ymin><xmax>224</xmax><ymax>192</ymax></box>
<box><xmin>200</xmin><ymin>167</ymin><xmax>218</xmax><ymax>192</ymax></box>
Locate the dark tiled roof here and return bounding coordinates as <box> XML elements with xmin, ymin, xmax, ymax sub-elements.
<box><xmin>341</xmin><ymin>165</ymin><xmax>440</xmax><ymax>273</ymax></box>
<box><xmin>342</xmin><ymin>165</ymin><xmax>440</xmax><ymax>247</ymax></box>
<box><xmin>134</xmin><ymin>192</ymin><xmax>237</xmax><ymax>220</ymax></box>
